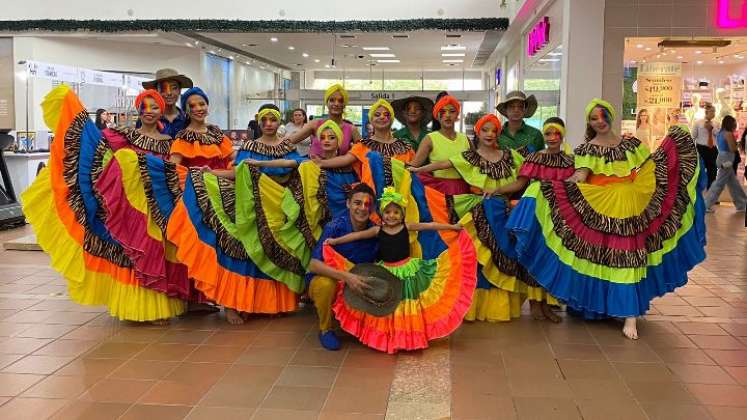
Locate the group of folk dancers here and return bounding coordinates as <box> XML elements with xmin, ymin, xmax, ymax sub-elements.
<box><xmin>22</xmin><ymin>69</ymin><xmax>706</xmax><ymax>354</ymax></box>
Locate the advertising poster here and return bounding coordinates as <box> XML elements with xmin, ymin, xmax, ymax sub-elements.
<box><xmin>636</xmin><ymin>62</ymin><xmax>683</xmax><ymax>146</ymax></box>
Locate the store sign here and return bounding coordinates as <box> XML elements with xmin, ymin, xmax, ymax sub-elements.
<box><xmin>716</xmin><ymin>0</ymin><xmax>747</xmax><ymax>28</ymax></box>
<box><xmin>526</xmin><ymin>17</ymin><xmax>550</xmax><ymax>58</ymax></box>
<box><xmin>370</xmin><ymin>92</ymin><xmax>393</xmax><ymax>100</ymax></box>
<box><xmin>636</xmin><ymin>62</ymin><xmax>683</xmax><ymax>147</ymax></box>
<box><xmin>23</xmin><ymin>60</ymin><xmax>147</xmax><ymax>90</ymax></box>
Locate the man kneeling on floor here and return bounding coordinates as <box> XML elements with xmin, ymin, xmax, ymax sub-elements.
<box><xmin>306</xmin><ymin>183</ymin><xmax>378</xmax><ymax>350</ymax></box>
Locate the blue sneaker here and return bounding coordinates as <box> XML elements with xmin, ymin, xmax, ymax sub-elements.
<box><xmin>319</xmin><ymin>330</ymin><xmax>341</xmax><ymax>351</ymax></box>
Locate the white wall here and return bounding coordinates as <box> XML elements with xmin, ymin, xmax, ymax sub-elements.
<box><xmin>3</xmin><ymin>0</ymin><xmax>503</xmax><ymax>20</ymax></box>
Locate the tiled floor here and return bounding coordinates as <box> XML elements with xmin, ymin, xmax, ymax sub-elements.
<box><xmin>0</xmin><ymin>208</ymin><xmax>745</xmax><ymax>420</ymax></box>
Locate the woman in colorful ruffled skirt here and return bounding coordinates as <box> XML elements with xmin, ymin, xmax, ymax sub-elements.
<box><xmin>508</xmin><ymin>99</ymin><xmax>707</xmax><ymax>339</ymax></box>
<box><xmin>411</xmin><ymin>114</ymin><xmax>531</xmax><ymax>322</ymax></box>
<box><xmin>21</xmin><ymin>86</ymin><xmax>185</xmax><ymax>322</ymax></box>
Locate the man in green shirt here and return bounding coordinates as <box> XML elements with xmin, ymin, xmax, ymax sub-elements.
<box><xmin>497</xmin><ymin>90</ymin><xmax>544</xmax><ymax>152</ymax></box>
<box><xmin>392</xmin><ymin>96</ymin><xmax>434</xmax><ymax>151</ymax></box>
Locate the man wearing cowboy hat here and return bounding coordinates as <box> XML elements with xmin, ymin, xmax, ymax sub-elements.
<box><xmin>306</xmin><ymin>183</ymin><xmax>379</xmax><ymax>351</ymax></box>
<box><xmin>497</xmin><ymin>90</ymin><xmax>544</xmax><ymax>152</ymax></box>
<box><xmin>141</xmin><ymin>68</ymin><xmax>194</xmax><ymax>138</ymax></box>
<box><xmin>392</xmin><ymin>96</ymin><xmax>434</xmax><ymax>149</ymax></box>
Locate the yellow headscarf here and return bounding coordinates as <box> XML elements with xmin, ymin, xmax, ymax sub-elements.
<box><xmin>257</xmin><ymin>108</ymin><xmax>281</xmax><ymax>122</ymax></box>
<box><xmin>542</xmin><ymin>121</ymin><xmax>566</xmax><ymax>138</ymax></box>
<box><xmin>368</xmin><ymin>99</ymin><xmax>395</xmax><ymax>123</ymax></box>
<box><xmin>379</xmin><ymin>186</ymin><xmax>407</xmax><ymax>212</ymax></box>
<box><xmin>585</xmin><ymin>98</ymin><xmax>617</xmax><ymax>122</ymax></box>
<box><xmin>324</xmin><ymin>83</ymin><xmax>349</xmax><ymax>106</ymax></box>
<box><xmin>316</xmin><ymin>119</ymin><xmax>344</xmax><ymax>146</ymax></box>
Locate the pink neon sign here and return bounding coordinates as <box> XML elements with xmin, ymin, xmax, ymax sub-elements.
<box><xmin>527</xmin><ymin>17</ymin><xmax>550</xmax><ymax>57</ymax></box>
<box><xmin>717</xmin><ymin>0</ymin><xmax>747</xmax><ymax>28</ymax></box>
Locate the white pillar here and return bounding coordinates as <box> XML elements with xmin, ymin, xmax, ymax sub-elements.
<box><xmin>559</xmin><ymin>0</ymin><xmax>605</xmax><ymax>146</ymax></box>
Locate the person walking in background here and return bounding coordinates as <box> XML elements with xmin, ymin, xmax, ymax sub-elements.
<box><xmin>692</xmin><ymin>104</ymin><xmax>719</xmax><ymax>189</ymax></box>
<box><xmin>705</xmin><ymin>115</ymin><xmax>747</xmax><ymax>213</ymax></box>
<box><xmin>284</xmin><ymin>108</ymin><xmax>311</xmax><ymax>156</ymax></box>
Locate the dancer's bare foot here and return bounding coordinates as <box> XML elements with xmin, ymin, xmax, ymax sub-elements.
<box><xmin>225</xmin><ymin>308</ymin><xmax>245</xmax><ymax>325</ymax></box>
<box><xmin>188</xmin><ymin>302</ymin><xmax>220</xmax><ymax>314</ymax></box>
<box><xmin>622</xmin><ymin>317</ymin><xmax>638</xmax><ymax>340</ymax></box>
<box><xmin>529</xmin><ymin>300</ymin><xmax>546</xmax><ymax>321</ymax></box>
<box><xmin>541</xmin><ymin>302</ymin><xmax>561</xmax><ymax>323</ymax></box>
<box><xmin>151</xmin><ymin>319</ymin><xmax>169</xmax><ymax>326</ymax></box>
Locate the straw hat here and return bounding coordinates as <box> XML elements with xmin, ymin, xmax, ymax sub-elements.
<box><xmin>496</xmin><ymin>90</ymin><xmax>538</xmax><ymax>118</ymax></box>
<box><xmin>142</xmin><ymin>68</ymin><xmax>194</xmax><ymax>90</ymax></box>
<box><xmin>391</xmin><ymin>96</ymin><xmax>434</xmax><ymax>126</ymax></box>
<box><xmin>343</xmin><ymin>263</ymin><xmax>402</xmax><ymax>317</ymax></box>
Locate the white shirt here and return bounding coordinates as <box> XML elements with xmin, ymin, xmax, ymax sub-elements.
<box><xmin>691</xmin><ymin>118</ymin><xmax>719</xmax><ymax>147</ymax></box>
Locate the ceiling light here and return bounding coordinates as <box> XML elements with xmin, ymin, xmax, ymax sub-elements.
<box><xmin>288</xmin><ymin>46</ymin><xmax>295</xmax><ymax>50</ymax></box>
<box><xmin>228</xmin><ymin>56</ymin><xmax>234</xmax><ymax>60</ymax></box>
<box><xmin>376</xmin><ymin>59</ymin><xmax>400</xmax><ymax>63</ymax></box>
<box><xmin>442</xmin><ymin>59</ymin><xmax>464</xmax><ymax>63</ymax></box>
<box><xmin>645</xmin><ymin>47</ymin><xmax>652</xmax><ymax>51</ymax></box>
<box><xmin>656</xmin><ymin>54</ymin><xmax>661</xmax><ymax>58</ymax></box>
<box><xmin>636</xmin><ymin>44</ymin><xmax>644</xmax><ymax>49</ymax></box>
<box><xmin>737</xmin><ymin>55</ymin><xmax>744</xmax><ymax>59</ymax></box>
<box><xmin>245</xmin><ymin>61</ymin><xmax>251</xmax><ymax>65</ymax></box>
<box><xmin>630</xmin><ymin>60</ymin><xmax>637</xmax><ymax>64</ymax></box>
<box><xmin>547</xmin><ymin>52</ymin><xmax>563</xmax><ymax>56</ymax></box>
<box><xmin>677</xmin><ymin>55</ymin><xmax>683</xmax><ymax>59</ymax></box>
<box><xmin>324</xmin><ymin>64</ymin><xmax>330</xmax><ymax>68</ymax></box>
<box><xmin>369</xmin><ymin>53</ymin><xmax>396</xmax><ymax>58</ymax></box>
<box><xmin>314</xmin><ymin>59</ymin><xmax>320</xmax><ymax>63</ymax></box>
<box><xmin>209</xmin><ymin>50</ymin><xmax>216</xmax><ymax>54</ymax></box>
<box><xmin>441</xmin><ymin>53</ymin><xmax>466</xmax><ymax>57</ymax></box>
<box><xmin>695</xmin><ymin>50</ymin><xmax>702</xmax><ymax>54</ymax></box>
<box><xmin>391</xmin><ymin>34</ymin><xmax>410</xmax><ymax>39</ymax></box>
<box><xmin>302</xmin><ymin>52</ymin><xmax>309</xmax><ymax>57</ymax></box>
<box><xmin>538</xmin><ymin>58</ymin><xmax>560</xmax><ymax>62</ymax></box>
<box><xmin>185</xmin><ymin>42</ymin><xmax>192</xmax><ymax>47</ymax></box>
<box><xmin>270</xmin><ymin>37</ymin><xmax>278</xmax><ymax>42</ymax></box>
<box><xmin>696</xmin><ymin>60</ymin><xmax>703</xmax><ymax>64</ymax></box>
<box><xmin>362</xmin><ymin>47</ymin><xmax>390</xmax><ymax>51</ymax></box>
<box><xmin>719</xmin><ymin>60</ymin><xmax>725</xmax><ymax>64</ymax></box>
<box><xmin>441</xmin><ymin>45</ymin><xmax>467</xmax><ymax>51</ymax></box>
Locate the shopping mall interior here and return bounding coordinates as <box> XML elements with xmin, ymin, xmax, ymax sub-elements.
<box><xmin>0</xmin><ymin>1</ymin><xmax>745</xmax><ymax>419</ymax></box>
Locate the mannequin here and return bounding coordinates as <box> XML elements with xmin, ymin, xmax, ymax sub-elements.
<box><xmin>686</xmin><ymin>93</ymin><xmax>705</xmax><ymax>125</ymax></box>
<box><xmin>715</xmin><ymin>88</ymin><xmax>735</xmax><ymax>122</ymax></box>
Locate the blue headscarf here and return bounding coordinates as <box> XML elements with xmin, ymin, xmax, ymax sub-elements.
<box><xmin>180</xmin><ymin>87</ymin><xmax>209</xmax><ymax>114</ymax></box>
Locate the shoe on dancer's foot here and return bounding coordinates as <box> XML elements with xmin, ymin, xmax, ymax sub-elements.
<box><xmin>319</xmin><ymin>330</ymin><xmax>341</xmax><ymax>351</ymax></box>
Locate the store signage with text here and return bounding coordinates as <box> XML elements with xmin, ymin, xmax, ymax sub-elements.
<box><xmin>716</xmin><ymin>0</ymin><xmax>747</xmax><ymax>28</ymax></box>
<box><xmin>526</xmin><ymin>17</ymin><xmax>550</xmax><ymax>58</ymax></box>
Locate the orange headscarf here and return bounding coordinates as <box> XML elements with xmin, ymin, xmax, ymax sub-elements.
<box><xmin>474</xmin><ymin>114</ymin><xmax>502</xmax><ymax>137</ymax></box>
<box><xmin>432</xmin><ymin>95</ymin><xmax>461</xmax><ymax>120</ymax></box>
<box><xmin>135</xmin><ymin>89</ymin><xmax>166</xmax><ymax>114</ymax></box>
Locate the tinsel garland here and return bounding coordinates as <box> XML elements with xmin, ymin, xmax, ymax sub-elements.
<box><xmin>0</xmin><ymin>18</ymin><xmax>509</xmax><ymax>33</ymax></box>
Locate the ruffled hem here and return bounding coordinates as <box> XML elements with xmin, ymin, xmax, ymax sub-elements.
<box><xmin>508</xmin><ymin>195</ymin><xmax>706</xmax><ymax>317</ymax></box>
<box><xmin>464</xmin><ymin>287</ymin><xmax>524</xmax><ymax>322</ymax></box>
<box><xmin>329</xmin><ymin>231</ymin><xmax>477</xmax><ymax>353</ymax></box>
<box><xmin>168</xmin><ymin>200</ymin><xmax>298</xmax><ymax>313</ymax></box>
<box><xmin>22</xmin><ymin>169</ymin><xmax>185</xmax><ymax>321</ymax></box>
<box><xmin>170</xmin><ymin>137</ymin><xmax>233</xmax><ymax>159</ymax></box>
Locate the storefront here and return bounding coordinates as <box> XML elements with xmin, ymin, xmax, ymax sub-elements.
<box><xmin>496</xmin><ymin>0</ymin><xmax>564</xmax><ymax>129</ymax></box>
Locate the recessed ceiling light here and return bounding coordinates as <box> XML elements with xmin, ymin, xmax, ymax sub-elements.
<box><xmin>245</xmin><ymin>61</ymin><xmax>251</xmax><ymax>65</ymax></box>
<box><xmin>441</xmin><ymin>45</ymin><xmax>466</xmax><ymax>51</ymax></box>
<box><xmin>441</xmin><ymin>53</ymin><xmax>466</xmax><ymax>57</ymax></box>
<box><xmin>719</xmin><ymin>60</ymin><xmax>725</xmax><ymax>64</ymax></box>
<box><xmin>547</xmin><ymin>52</ymin><xmax>563</xmax><ymax>56</ymax></box>
<box><xmin>636</xmin><ymin>44</ymin><xmax>644</xmax><ymax>48</ymax></box>
<box><xmin>677</xmin><ymin>55</ymin><xmax>683</xmax><ymax>59</ymax></box>
<box><xmin>656</xmin><ymin>54</ymin><xmax>661</xmax><ymax>58</ymax></box>
<box><xmin>538</xmin><ymin>58</ymin><xmax>560</xmax><ymax>62</ymax></box>
<box><xmin>314</xmin><ymin>59</ymin><xmax>320</xmax><ymax>63</ymax></box>
<box><xmin>695</xmin><ymin>50</ymin><xmax>702</xmax><ymax>54</ymax></box>
<box><xmin>696</xmin><ymin>60</ymin><xmax>703</xmax><ymax>64</ymax></box>
<box><xmin>209</xmin><ymin>50</ymin><xmax>216</xmax><ymax>54</ymax></box>
<box><xmin>645</xmin><ymin>47</ymin><xmax>652</xmax><ymax>51</ymax></box>
<box><xmin>185</xmin><ymin>42</ymin><xmax>192</xmax><ymax>47</ymax></box>
<box><xmin>362</xmin><ymin>47</ymin><xmax>390</xmax><ymax>51</ymax></box>
<box><xmin>442</xmin><ymin>59</ymin><xmax>464</xmax><ymax>63</ymax></box>
<box><xmin>737</xmin><ymin>55</ymin><xmax>744</xmax><ymax>59</ymax></box>
<box><xmin>302</xmin><ymin>52</ymin><xmax>309</xmax><ymax>57</ymax></box>
<box><xmin>370</xmin><ymin>53</ymin><xmax>396</xmax><ymax>58</ymax></box>
<box><xmin>376</xmin><ymin>59</ymin><xmax>400</xmax><ymax>63</ymax></box>
<box><xmin>324</xmin><ymin>64</ymin><xmax>330</xmax><ymax>68</ymax></box>
<box><xmin>391</xmin><ymin>34</ymin><xmax>410</xmax><ymax>39</ymax></box>
<box><xmin>228</xmin><ymin>56</ymin><xmax>234</xmax><ymax>60</ymax></box>
<box><xmin>288</xmin><ymin>46</ymin><xmax>295</xmax><ymax>50</ymax></box>
<box><xmin>270</xmin><ymin>37</ymin><xmax>278</xmax><ymax>42</ymax></box>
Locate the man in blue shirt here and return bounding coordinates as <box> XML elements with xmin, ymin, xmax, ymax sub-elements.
<box><xmin>307</xmin><ymin>183</ymin><xmax>378</xmax><ymax>350</ymax></box>
<box><xmin>141</xmin><ymin>68</ymin><xmax>193</xmax><ymax>138</ymax></box>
